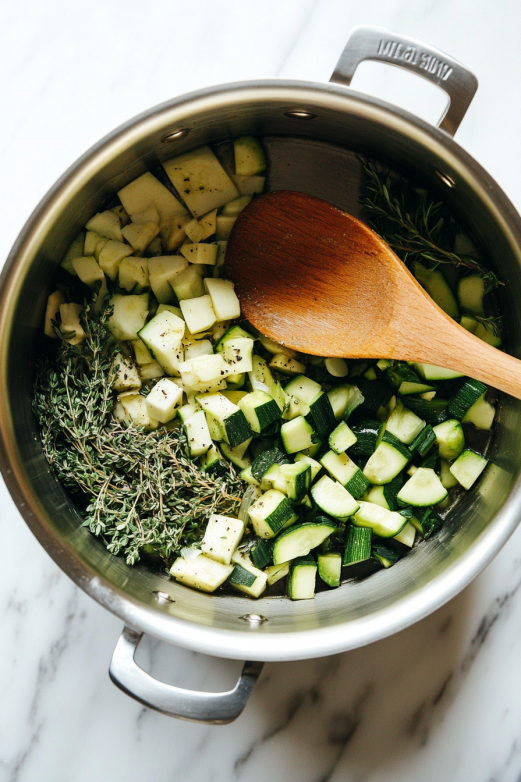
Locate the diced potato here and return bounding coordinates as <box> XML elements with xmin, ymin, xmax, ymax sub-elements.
<box><xmin>130</xmin><ymin>206</ymin><xmax>159</xmax><ymax>225</ymax></box>
<box><xmin>131</xmin><ymin>339</ymin><xmax>153</xmax><ymax>366</ymax></box>
<box><xmin>163</xmin><ymin>145</ymin><xmax>239</xmax><ymax>217</ymax></box>
<box><xmin>180</xmin><ymin>295</ymin><xmax>217</xmax><ymax>334</ymax></box>
<box><xmin>59</xmin><ymin>303</ymin><xmax>84</xmax><ymax>345</ymax></box>
<box><xmin>86</xmin><ymin>210</ymin><xmax>123</xmax><ymax>242</ymax></box>
<box><xmin>118</xmin><ymin>393</ymin><xmax>158</xmax><ymax>430</ymax></box>
<box><xmin>138</xmin><ymin>361</ymin><xmax>165</xmax><ymax>380</ymax></box>
<box><xmin>180</xmin><ymin>243</ymin><xmax>219</xmax><ymax>265</ymax></box>
<box><xmin>145</xmin><ymin>378</ymin><xmax>183</xmax><ymax>423</ymax></box>
<box><xmin>170</xmin><ymin>265</ymin><xmax>205</xmax><ymax>301</ymax></box>
<box><xmin>71</xmin><ymin>256</ymin><xmax>104</xmax><ymax>288</ymax></box>
<box><xmin>119</xmin><ymin>257</ymin><xmax>149</xmax><ymax>292</ymax></box>
<box><xmin>98</xmin><ymin>240</ymin><xmax>134</xmax><ymax>280</ymax></box>
<box><xmin>203</xmin><ymin>278</ymin><xmax>241</xmax><ymax>321</ymax></box>
<box><xmin>113</xmin><ymin>354</ymin><xmax>142</xmax><ymax>393</ymax></box>
<box><xmin>148</xmin><ymin>256</ymin><xmax>188</xmax><ymax>303</ymax></box>
<box><xmin>118</xmin><ymin>171</ymin><xmax>189</xmax><ymax>241</ymax></box>
<box><xmin>44</xmin><ymin>290</ymin><xmax>66</xmax><ymax>338</ymax></box>
<box><xmin>121</xmin><ymin>221</ymin><xmax>160</xmax><ymax>254</ymax></box>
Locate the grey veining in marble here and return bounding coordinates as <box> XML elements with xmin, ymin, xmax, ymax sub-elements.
<box><xmin>2</xmin><ymin>1</ymin><xmax>521</xmax><ymax>781</ymax></box>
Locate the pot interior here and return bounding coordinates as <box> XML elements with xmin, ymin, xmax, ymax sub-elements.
<box><xmin>3</xmin><ymin>83</ymin><xmax>521</xmax><ymax>658</ymax></box>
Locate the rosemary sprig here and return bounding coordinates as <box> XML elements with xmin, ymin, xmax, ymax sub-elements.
<box><xmin>358</xmin><ymin>159</ymin><xmax>502</xmax><ymax>289</ymax></box>
<box><xmin>474</xmin><ymin>313</ymin><xmax>503</xmax><ymax>337</ymax></box>
<box><xmin>32</xmin><ymin>303</ymin><xmax>243</xmax><ymax>567</ymax></box>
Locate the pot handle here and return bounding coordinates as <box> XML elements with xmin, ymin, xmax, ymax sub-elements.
<box><xmin>109</xmin><ymin>626</ymin><xmax>264</xmax><ymax>724</ymax></box>
<box><xmin>330</xmin><ymin>26</ymin><xmax>478</xmax><ymax>136</ymax></box>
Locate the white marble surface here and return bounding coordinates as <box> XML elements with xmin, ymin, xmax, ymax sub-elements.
<box><xmin>2</xmin><ymin>1</ymin><xmax>521</xmax><ymax>780</ymax></box>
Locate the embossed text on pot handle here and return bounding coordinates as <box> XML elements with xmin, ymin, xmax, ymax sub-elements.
<box><xmin>330</xmin><ymin>26</ymin><xmax>478</xmax><ymax>136</ymax></box>
<box><xmin>109</xmin><ymin>626</ymin><xmax>264</xmax><ymax>724</ymax></box>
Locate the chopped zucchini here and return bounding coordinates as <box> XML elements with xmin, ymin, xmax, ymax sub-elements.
<box><xmin>320</xmin><ymin>450</ymin><xmax>369</xmax><ymax>499</ymax></box>
<box><xmin>229</xmin><ymin>551</ymin><xmax>267</xmax><ymax>598</ymax></box>
<box><xmin>432</xmin><ymin>419</ymin><xmax>465</xmax><ymax>461</ymax></box>
<box><xmin>310</xmin><ymin>475</ymin><xmax>359</xmax><ymax>519</ymax></box>
<box><xmin>239</xmin><ymin>390</ymin><xmax>281</xmax><ymax>433</ymax></box>
<box><xmin>280</xmin><ymin>462</ymin><xmax>312</xmax><ymax>502</ymax></box>
<box><xmin>352</xmin><ymin>501</ymin><xmax>407</xmax><ymax>538</ymax></box>
<box><xmin>183</xmin><ymin>409</ymin><xmax>212</xmax><ymax>457</ymax></box>
<box><xmin>449</xmin><ymin>449</ymin><xmax>488</xmax><ymax>489</ymax></box>
<box><xmin>273</xmin><ymin>520</ymin><xmax>336</xmax><ymax>565</ymax></box>
<box><xmin>413</xmin><ymin>260</ymin><xmax>459</xmax><ymax>319</ymax></box>
<box><xmin>457</xmin><ymin>274</ymin><xmax>485</xmax><ymax>315</ymax></box>
<box><xmin>287</xmin><ymin>556</ymin><xmax>317</xmax><ymax>600</ymax></box>
<box><xmin>448</xmin><ymin>379</ymin><xmax>488</xmax><ymax>420</ymax></box>
<box><xmin>385</xmin><ymin>400</ymin><xmax>425</xmax><ymax>445</ymax></box>
<box><xmin>363</xmin><ymin>437</ymin><xmax>410</xmax><ymax>485</ymax></box>
<box><xmin>462</xmin><ymin>393</ymin><xmax>496</xmax><ymax>430</ymax></box>
<box><xmin>327</xmin><ymin>383</ymin><xmax>364</xmax><ymax>421</ymax></box>
<box><xmin>250</xmin><ymin>449</ymin><xmax>289</xmax><ymax>483</ymax></box>
<box><xmin>201</xmin><ymin>514</ymin><xmax>244</xmax><ymax>565</ymax></box>
<box><xmin>265</xmin><ymin>561</ymin><xmax>290</xmax><ymax>585</ymax></box>
<box><xmin>197</xmin><ymin>392</ymin><xmax>251</xmax><ymax>447</ymax></box>
<box><xmin>280</xmin><ymin>416</ymin><xmax>317</xmax><ymax>454</ymax></box>
<box><xmin>248</xmin><ymin>490</ymin><xmax>297</xmax><ymax>538</ymax></box>
<box><xmin>343</xmin><ymin>525</ymin><xmax>372</xmax><ymax>566</ymax></box>
<box><xmin>318</xmin><ymin>552</ymin><xmax>342</xmax><ymax>587</ymax></box>
<box><xmin>170</xmin><ymin>553</ymin><xmax>233</xmax><ymax>593</ymax></box>
<box><xmin>397</xmin><ymin>467</ymin><xmax>448</xmax><ymax>506</ymax></box>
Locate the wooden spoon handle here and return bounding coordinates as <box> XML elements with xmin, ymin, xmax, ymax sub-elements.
<box><xmin>390</xmin><ymin>313</ymin><xmax>521</xmax><ymax>399</ymax></box>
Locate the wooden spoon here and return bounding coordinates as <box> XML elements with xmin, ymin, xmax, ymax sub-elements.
<box><xmin>225</xmin><ymin>190</ymin><xmax>521</xmax><ymax>399</ymax></box>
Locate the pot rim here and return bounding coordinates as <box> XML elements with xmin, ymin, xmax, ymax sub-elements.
<box><xmin>2</xmin><ymin>78</ymin><xmax>521</xmax><ymax>661</ymax></box>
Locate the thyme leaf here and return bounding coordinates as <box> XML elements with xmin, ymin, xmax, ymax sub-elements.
<box><xmin>32</xmin><ymin>302</ymin><xmax>243</xmax><ymax>567</ymax></box>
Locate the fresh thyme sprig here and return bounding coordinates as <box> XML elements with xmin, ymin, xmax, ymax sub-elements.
<box><xmin>358</xmin><ymin>159</ymin><xmax>502</xmax><ymax>290</ymax></box>
<box><xmin>33</xmin><ymin>303</ymin><xmax>243</xmax><ymax>567</ymax></box>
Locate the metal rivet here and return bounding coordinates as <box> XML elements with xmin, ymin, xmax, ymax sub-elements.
<box><xmin>284</xmin><ymin>110</ymin><xmax>317</xmax><ymax>120</ymax></box>
<box><xmin>161</xmin><ymin>128</ymin><xmax>191</xmax><ymax>143</ymax></box>
<box><xmin>153</xmin><ymin>590</ymin><xmax>175</xmax><ymax>603</ymax></box>
<box><xmin>435</xmin><ymin>170</ymin><xmax>456</xmax><ymax>188</ymax></box>
<box><xmin>240</xmin><ymin>613</ymin><xmax>268</xmax><ymax>625</ymax></box>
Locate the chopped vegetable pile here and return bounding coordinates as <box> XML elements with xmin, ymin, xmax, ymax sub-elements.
<box><xmin>34</xmin><ymin>136</ymin><xmax>499</xmax><ymax>600</ymax></box>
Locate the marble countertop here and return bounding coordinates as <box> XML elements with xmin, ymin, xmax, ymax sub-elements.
<box><xmin>2</xmin><ymin>1</ymin><xmax>521</xmax><ymax>780</ymax></box>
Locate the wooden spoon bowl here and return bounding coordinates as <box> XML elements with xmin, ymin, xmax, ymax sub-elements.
<box><xmin>225</xmin><ymin>190</ymin><xmax>521</xmax><ymax>399</ymax></box>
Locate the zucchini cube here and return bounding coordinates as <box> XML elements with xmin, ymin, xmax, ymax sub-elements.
<box><xmin>183</xmin><ymin>409</ymin><xmax>212</xmax><ymax>457</ymax></box>
<box><xmin>248</xmin><ymin>490</ymin><xmax>297</xmax><ymax>538</ymax></box>
<box><xmin>170</xmin><ymin>553</ymin><xmax>233</xmax><ymax>593</ymax></box>
<box><xmin>287</xmin><ymin>556</ymin><xmax>317</xmax><ymax>600</ymax></box>
<box><xmin>280</xmin><ymin>462</ymin><xmax>311</xmax><ymax>502</ymax></box>
<box><xmin>228</xmin><ymin>551</ymin><xmax>268</xmax><ymax>598</ymax></box>
<box><xmin>196</xmin><ymin>392</ymin><xmax>252</xmax><ymax>447</ymax></box>
<box><xmin>201</xmin><ymin>514</ymin><xmax>244</xmax><ymax>565</ymax></box>
<box><xmin>239</xmin><ymin>390</ymin><xmax>281</xmax><ymax>433</ymax></box>
<box><xmin>280</xmin><ymin>415</ymin><xmax>316</xmax><ymax>454</ymax></box>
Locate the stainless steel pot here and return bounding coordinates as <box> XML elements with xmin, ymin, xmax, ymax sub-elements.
<box><xmin>2</xmin><ymin>27</ymin><xmax>521</xmax><ymax>725</ymax></box>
